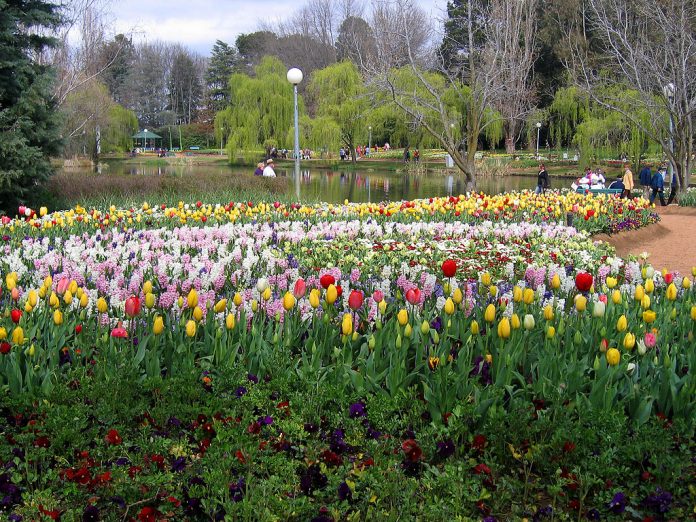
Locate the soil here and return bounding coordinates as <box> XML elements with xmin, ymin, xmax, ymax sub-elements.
<box><xmin>595</xmin><ymin>205</ymin><xmax>696</xmax><ymax>276</ymax></box>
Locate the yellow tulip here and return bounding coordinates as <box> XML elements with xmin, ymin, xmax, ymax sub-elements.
<box><xmin>0</xmin><ymin>327</ymin><xmax>6</xmax><ymax>340</ymax></box>
<box><xmin>76</xmin><ymin>287</ymin><xmax>84</xmax><ymax>299</ymax></box>
<box><xmin>691</xmin><ymin>306</ymin><xmax>696</xmax><ymax>321</ymax></box>
<box><xmin>341</xmin><ymin>313</ymin><xmax>353</xmax><ymax>335</ymax></box>
<box><xmin>233</xmin><ymin>292</ymin><xmax>243</xmax><ymax>306</ymax></box>
<box><xmin>145</xmin><ymin>293</ymin><xmax>155</xmax><ymax>309</ymax></box>
<box><xmin>623</xmin><ymin>332</ymin><xmax>635</xmax><ymax>350</ymax></box>
<box><xmin>11</xmin><ymin>327</ymin><xmax>24</xmax><ymax>345</ymax></box>
<box><xmin>612</xmin><ymin>290</ymin><xmax>622</xmax><ymax>305</ymax></box>
<box><xmin>641</xmin><ymin>295</ymin><xmax>651</xmax><ymax>309</ymax></box>
<box><xmin>617</xmin><ymin>315</ymin><xmax>627</xmax><ymax>332</ymax></box>
<box><xmin>452</xmin><ymin>288</ymin><xmax>463</xmax><ymax>304</ymax></box>
<box><xmin>6</xmin><ymin>276</ymin><xmax>16</xmax><ymax>291</ymax></box>
<box><xmin>187</xmin><ymin>288</ymin><xmax>198</xmax><ymax>308</ymax></box>
<box><xmin>397</xmin><ymin>309</ymin><xmax>408</xmax><ymax>326</ymax></box>
<box><xmin>153</xmin><ymin>316</ymin><xmax>164</xmax><ymax>335</ymax></box>
<box><xmin>634</xmin><ymin>284</ymin><xmax>645</xmax><ymax>301</ymax></box>
<box><xmin>513</xmin><ymin>286</ymin><xmax>522</xmax><ymax>302</ymax></box>
<box><xmin>404</xmin><ymin>323</ymin><xmax>413</xmax><ymax>338</ymax></box>
<box><xmin>644</xmin><ymin>279</ymin><xmax>654</xmax><ymax>294</ymax></box>
<box><xmin>43</xmin><ymin>275</ymin><xmax>52</xmax><ymax>288</ymax></box>
<box><xmin>692</xmin><ymin>266</ymin><xmax>696</xmax><ymax>277</ymax></box>
<box><xmin>575</xmin><ymin>295</ymin><xmax>587</xmax><ymax>312</ymax></box>
<box><xmin>444</xmin><ymin>297</ymin><xmax>455</xmax><ymax>315</ymax></box>
<box><xmin>326</xmin><ymin>284</ymin><xmax>338</xmax><ymax>305</ymax></box>
<box><xmin>97</xmin><ymin>297</ymin><xmax>108</xmax><ymax>313</ymax></box>
<box><xmin>511</xmin><ymin>313</ymin><xmax>520</xmax><ymax>330</ymax></box>
<box><xmin>28</xmin><ymin>290</ymin><xmax>38</xmax><ymax>308</ymax></box>
<box><xmin>489</xmin><ymin>285</ymin><xmax>498</xmax><ymax>297</ymax></box>
<box><xmin>470</xmin><ymin>320</ymin><xmax>480</xmax><ymax>335</ymax></box>
<box><xmin>49</xmin><ymin>292</ymin><xmax>59</xmax><ymax>308</ymax></box>
<box><xmin>143</xmin><ymin>280</ymin><xmax>153</xmax><ymax>294</ymax></box>
<box><xmin>283</xmin><ymin>292</ymin><xmax>295</xmax><ymax>311</ymax></box>
<box><xmin>38</xmin><ymin>286</ymin><xmax>46</xmax><ymax>299</ymax></box>
<box><xmin>378</xmin><ymin>300</ymin><xmax>387</xmax><ymax>314</ymax></box>
<box><xmin>63</xmin><ymin>289</ymin><xmax>73</xmax><ymax>305</ymax></box>
<box><xmin>185</xmin><ymin>319</ymin><xmax>197</xmax><ymax>337</ymax></box>
<box><xmin>543</xmin><ymin>304</ymin><xmax>554</xmax><ymax>321</ymax></box>
<box><xmin>523</xmin><ymin>288</ymin><xmax>535</xmax><ymax>305</ymax></box>
<box><xmin>28</xmin><ymin>344</ymin><xmax>35</xmax><ymax>356</ymax></box>
<box><xmin>606</xmin><ymin>347</ymin><xmax>620</xmax><ymax>366</ymax></box>
<box><xmin>214</xmin><ymin>298</ymin><xmax>227</xmax><ymax>313</ymax></box>
<box><xmin>642</xmin><ymin>310</ymin><xmax>656</xmax><ymax>323</ymax></box>
<box><xmin>497</xmin><ymin>317</ymin><xmax>511</xmax><ymax>339</ymax></box>
<box><xmin>484</xmin><ymin>304</ymin><xmax>496</xmax><ymax>323</ymax></box>
<box><xmin>191</xmin><ymin>306</ymin><xmax>203</xmax><ymax>321</ymax></box>
<box><xmin>551</xmin><ymin>274</ymin><xmax>560</xmax><ymax>290</ymax></box>
<box><xmin>546</xmin><ymin>326</ymin><xmax>556</xmax><ymax>339</ymax></box>
<box><xmin>68</xmin><ymin>280</ymin><xmax>78</xmax><ymax>295</ymax></box>
<box><xmin>24</xmin><ymin>302</ymin><xmax>33</xmax><ymax>313</ymax></box>
<box><xmin>481</xmin><ymin>272</ymin><xmax>491</xmax><ymax>287</ymax></box>
<box><xmin>682</xmin><ymin>277</ymin><xmax>691</xmax><ymax>289</ymax></box>
<box><xmin>606</xmin><ymin>276</ymin><xmax>617</xmax><ymax>289</ymax></box>
<box><xmin>309</xmin><ymin>289</ymin><xmax>320</xmax><ymax>308</ymax></box>
<box><xmin>226</xmin><ymin>313</ymin><xmax>236</xmax><ymax>330</ymax></box>
<box><xmin>262</xmin><ymin>287</ymin><xmax>272</xmax><ymax>301</ymax></box>
<box><xmin>177</xmin><ymin>296</ymin><xmax>184</xmax><ymax>308</ymax></box>
<box><xmin>53</xmin><ymin>309</ymin><xmax>63</xmax><ymax>325</ymax></box>
<box><xmin>666</xmin><ymin>283</ymin><xmax>677</xmax><ymax>301</ymax></box>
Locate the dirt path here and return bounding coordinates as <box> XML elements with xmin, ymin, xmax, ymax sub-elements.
<box><xmin>595</xmin><ymin>206</ymin><xmax>696</xmax><ymax>276</ymax></box>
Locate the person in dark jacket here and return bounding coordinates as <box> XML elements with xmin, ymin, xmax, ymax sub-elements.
<box><xmin>608</xmin><ymin>175</ymin><xmax>625</xmax><ymax>191</ymax></box>
<box><xmin>638</xmin><ymin>164</ymin><xmax>652</xmax><ymax>198</ymax></box>
<box><xmin>667</xmin><ymin>170</ymin><xmax>678</xmax><ymax>205</ymax></box>
<box><xmin>253</xmin><ymin>162</ymin><xmax>264</xmax><ymax>176</ymax></box>
<box><xmin>535</xmin><ymin>163</ymin><xmax>550</xmax><ymax>194</ymax></box>
<box><xmin>650</xmin><ymin>168</ymin><xmax>667</xmax><ymax>206</ymax></box>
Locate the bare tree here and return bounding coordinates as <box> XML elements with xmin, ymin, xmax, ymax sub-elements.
<box><xmin>572</xmin><ymin>0</ymin><xmax>696</xmax><ymax>192</ymax></box>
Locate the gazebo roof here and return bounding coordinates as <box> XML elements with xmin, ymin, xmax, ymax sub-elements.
<box><xmin>132</xmin><ymin>130</ymin><xmax>162</xmax><ymax>139</ymax></box>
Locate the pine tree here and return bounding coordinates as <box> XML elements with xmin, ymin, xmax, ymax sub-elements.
<box><xmin>0</xmin><ymin>0</ymin><xmax>63</xmax><ymax>212</ymax></box>
<box><xmin>205</xmin><ymin>40</ymin><xmax>239</xmax><ymax>114</ymax></box>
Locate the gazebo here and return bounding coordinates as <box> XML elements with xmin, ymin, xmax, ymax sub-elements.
<box><xmin>132</xmin><ymin>129</ymin><xmax>163</xmax><ymax>150</ymax></box>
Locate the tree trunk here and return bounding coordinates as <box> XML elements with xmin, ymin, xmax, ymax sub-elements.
<box><xmin>350</xmin><ymin>144</ymin><xmax>357</xmax><ymax>165</ymax></box>
<box><xmin>504</xmin><ymin>135</ymin><xmax>516</xmax><ymax>154</ymax></box>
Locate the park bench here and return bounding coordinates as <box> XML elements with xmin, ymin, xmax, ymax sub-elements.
<box><xmin>575</xmin><ymin>187</ymin><xmax>623</xmax><ymax>196</ymax></box>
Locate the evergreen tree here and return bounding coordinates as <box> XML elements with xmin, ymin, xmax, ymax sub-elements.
<box><xmin>205</xmin><ymin>40</ymin><xmax>239</xmax><ymax>113</ymax></box>
<box><xmin>0</xmin><ymin>0</ymin><xmax>63</xmax><ymax>212</ymax></box>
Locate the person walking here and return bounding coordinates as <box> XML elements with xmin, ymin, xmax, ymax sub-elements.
<box><xmin>403</xmin><ymin>146</ymin><xmax>411</xmax><ymax>163</ymax></box>
<box><xmin>650</xmin><ymin>168</ymin><xmax>666</xmax><ymax>206</ymax></box>
<box><xmin>667</xmin><ymin>169</ymin><xmax>678</xmax><ymax>205</ymax></box>
<box><xmin>622</xmin><ymin>163</ymin><xmax>634</xmax><ymax>198</ymax></box>
<box><xmin>262</xmin><ymin>158</ymin><xmax>276</xmax><ymax>177</ymax></box>
<box><xmin>413</xmin><ymin>149</ymin><xmax>420</xmax><ymax>163</ymax></box>
<box><xmin>638</xmin><ymin>164</ymin><xmax>652</xmax><ymax>199</ymax></box>
<box><xmin>535</xmin><ymin>163</ymin><xmax>550</xmax><ymax>194</ymax></box>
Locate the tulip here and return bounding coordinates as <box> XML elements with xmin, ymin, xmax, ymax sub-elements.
<box><xmin>283</xmin><ymin>292</ymin><xmax>296</xmax><ymax>311</ymax></box>
<box><xmin>543</xmin><ymin>304</ymin><xmax>554</xmax><ymax>321</ymax></box>
<box><xmin>666</xmin><ymin>283</ymin><xmax>677</xmax><ymax>301</ymax></box>
<box><xmin>143</xmin><ymin>280</ymin><xmax>153</xmax><ymax>294</ymax></box>
<box><xmin>606</xmin><ymin>347</ymin><xmax>620</xmax><ymax>366</ymax></box>
<box><xmin>309</xmin><ymin>289</ymin><xmax>320</xmax><ymax>308</ymax></box>
<box><xmin>43</xmin><ymin>275</ymin><xmax>52</xmax><ymax>288</ymax></box>
<box><xmin>187</xmin><ymin>289</ymin><xmax>199</xmax><ymax>308</ymax></box>
<box><xmin>262</xmin><ymin>287</ymin><xmax>272</xmax><ymax>301</ymax></box>
<box><xmin>145</xmin><ymin>293</ymin><xmax>155</xmax><ymax>309</ymax></box>
<box><xmin>10</xmin><ymin>309</ymin><xmax>22</xmax><ymax>324</ymax></box>
<box><xmin>97</xmin><ymin>297</ymin><xmax>108</xmax><ymax>314</ymax></box>
<box><xmin>489</xmin><ymin>285</ymin><xmax>498</xmax><ymax>297</ymax></box>
<box><xmin>513</xmin><ymin>286</ymin><xmax>522</xmax><ymax>303</ymax></box>
<box><xmin>575</xmin><ymin>272</ymin><xmax>593</xmax><ymax>292</ymax></box>
<box><xmin>153</xmin><ymin>316</ymin><xmax>164</xmax><ymax>335</ymax></box>
<box><xmin>642</xmin><ymin>310</ymin><xmax>656</xmax><ymax>323</ymax></box>
<box><xmin>606</xmin><ymin>276</ymin><xmax>617</xmax><ymax>289</ymax></box>
<box><xmin>420</xmin><ymin>320</ymin><xmax>430</xmax><ymax>335</ymax></box>
<box><xmin>193</xmin><ymin>306</ymin><xmax>203</xmax><ymax>321</ymax></box>
<box><xmin>214</xmin><ymin>298</ymin><xmax>227</xmax><ymax>313</ymax></box>
<box><xmin>511</xmin><ymin>313</ymin><xmax>520</xmax><ymax>330</ymax></box>
<box><xmin>692</xmin><ymin>266</ymin><xmax>696</xmax><ymax>277</ymax></box>
<box><xmin>55</xmin><ymin>277</ymin><xmax>69</xmax><ymax>295</ymax></box>
<box><xmin>634</xmin><ymin>284</ymin><xmax>645</xmax><ymax>301</ymax></box>
<box><xmin>551</xmin><ymin>274</ymin><xmax>560</xmax><ymax>290</ymax></box>
<box><xmin>11</xmin><ymin>326</ymin><xmax>24</xmax><ymax>345</ymax></box>
<box><xmin>481</xmin><ymin>272</ymin><xmax>491</xmax><ymax>287</ymax></box>
<box><xmin>28</xmin><ymin>290</ymin><xmax>38</xmax><ymax>308</ymax></box>
<box><xmin>348</xmin><ymin>290</ymin><xmax>364</xmax><ymax>311</ymax></box>
<box><xmin>372</xmin><ymin>290</ymin><xmax>384</xmax><ymax>303</ymax></box>
<box><xmin>53</xmin><ymin>310</ymin><xmax>63</xmax><ymax>325</ymax></box>
<box><xmin>79</xmin><ymin>293</ymin><xmax>88</xmax><ymax>308</ymax></box>
<box><xmin>497</xmin><ymin>317</ymin><xmax>511</xmax><ymax>339</ymax></box>
<box><xmin>592</xmin><ymin>300</ymin><xmax>606</xmax><ymax>318</ymax></box>
<box><xmin>523</xmin><ymin>314</ymin><xmax>535</xmax><ymax>330</ymax></box>
<box><xmin>575</xmin><ymin>295</ymin><xmax>587</xmax><ymax>312</ymax></box>
<box><xmin>641</xmin><ymin>295</ymin><xmax>650</xmax><ymax>310</ymax></box>
<box><xmin>39</xmin><ymin>206</ymin><xmax>47</xmax><ymax>217</ymax></box>
<box><xmin>484</xmin><ymin>304</ymin><xmax>496</xmax><ymax>323</ymax></box>
<box><xmin>691</xmin><ymin>306</ymin><xmax>696</xmax><ymax>321</ymax></box>
<box><xmin>326</xmin><ymin>284</ymin><xmax>338</xmax><ymax>305</ymax></box>
<box><xmin>470</xmin><ymin>320</ymin><xmax>480</xmax><ymax>335</ymax></box>
<box><xmin>319</xmin><ymin>274</ymin><xmax>335</xmax><ymax>289</ymax></box>
<box><xmin>682</xmin><ymin>277</ymin><xmax>691</xmax><ymax>289</ymax></box>
<box><xmin>523</xmin><ymin>288</ymin><xmax>535</xmax><ymax>305</ymax></box>
<box><xmin>49</xmin><ymin>292</ymin><xmax>59</xmax><ymax>308</ymax></box>
<box><xmin>293</xmin><ymin>279</ymin><xmax>306</xmax><ymax>299</ymax></box>
<box><xmin>612</xmin><ymin>290</ymin><xmax>622</xmax><ymax>305</ymax></box>
<box><xmin>616</xmin><ymin>315</ymin><xmax>627</xmax><ymax>332</ymax></box>
<box><xmin>226</xmin><ymin>313</ymin><xmax>236</xmax><ymax>330</ymax></box>
<box><xmin>256</xmin><ymin>278</ymin><xmax>269</xmax><ymax>292</ymax></box>
<box><xmin>185</xmin><ymin>320</ymin><xmax>197</xmax><ymax>337</ymax></box>
<box><xmin>441</xmin><ymin>259</ymin><xmax>457</xmax><ymax>278</ymax></box>
<box><xmin>125</xmin><ymin>296</ymin><xmax>141</xmax><ymax>317</ymax></box>
<box><xmin>397</xmin><ymin>309</ymin><xmax>408</xmax><ymax>326</ymax></box>
<box><xmin>0</xmin><ymin>327</ymin><xmax>6</xmax><ymax>340</ymax></box>
<box><xmin>546</xmin><ymin>326</ymin><xmax>555</xmax><ymax>339</ymax></box>
<box><xmin>378</xmin><ymin>300</ymin><xmax>387</xmax><ymax>314</ymax></box>
<box><xmin>405</xmin><ymin>288</ymin><xmax>421</xmax><ymax>305</ymax></box>
<box><xmin>644</xmin><ymin>278</ymin><xmax>654</xmax><ymax>294</ymax></box>
<box><xmin>233</xmin><ymin>292</ymin><xmax>243</xmax><ymax>306</ymax></box>
<box><xmin>452</xmin><ymin>288</ymin><xmax>463</xmax><ymax>304</ymax></box>
<box><xmin>63</xmin><ymin>290</ymin><xmax>73</xmax><ymax>305</ymax></box>
<box><xmin>68</xmin><ymin>280</ymin><xmax>78</xmax><ymax>295</ymax></box>
<box><xmin>643</xmin><ymin>265</ymin><xmax>655</xmax><ymax>279</ymax></box>
<box><xmin>404</xmin><ymin>323</ymin><xmax>413</xmax><ymax>338</ymax></box>
<box><xmin>623</xmin><ymin>332</ymin><xmax>635</xmax><ymax>350</ymax></box>
<box><xmin>341</xmin><ymin>313</ymin><xmax>353</xmax><ymax>335</ymax></box>
<box><xmin>444</xmin><ymin>297</ymin><xmax>455</xmax><ymax>315</ymax></box>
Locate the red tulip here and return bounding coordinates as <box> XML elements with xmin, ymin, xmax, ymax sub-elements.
<box><xmin>372</xmin><ymin>290</ymin><xmax>384</xmax><ymax>303</ymax></box>
<box><xmin>336</xmin><ymin>285</ymin><xmax>343</xmax><ymax>298</ymax></box>
<box><xmin>575</xmin><ymin>272</ymin><xmax>593</xmax><ymax>292</ymax></box>
<box><xmin>293</xmin><ymin>278</ymin><xmax>306</xmax><ymax>299</ymax></box>
<box><xmin>10</xmin><ymin>309</ymin><xmax>22</xmax><ymax>324</ymax></box>
<box><xmin>110</xmin><ymin>326</ymin><xmax>128</xmax><ymax>338</ymax></box>
<box><xmin>348</xmin><ymin>290</ymin><xmax>364</xmax><ymax>310</ymax></box>
<box><xmin>320</xmin><ymin>274</ymin><xmax>335</xmax><ymax>289</ymax></box>
<box><xmin>405</xmin><ymin>288</ymin><xmax>421</xmax><ymax>305</ymax></box>
<box><xmin>441</xmin><ymin>259</ymin><xmax>457</xmax><ymax>278</ymax></box>
<box><xmin>664</xmin><ymin>273</ymin><xmax>673</xmax><ymax>284</ymax></box>
<box><xmin>0</xmin><ymin>342</ymin><xmax>11</xmax><ymax>354</ymax></box>
<box><xmin>124</xmin><ymin>296</ymin><xmax>141</xmax><ymax>317</ymax></box>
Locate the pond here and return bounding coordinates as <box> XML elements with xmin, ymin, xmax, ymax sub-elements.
<box><xmin>92</xmin><ymin>162</ymin><xmax>542</xmax><ymax>203</ymax></box>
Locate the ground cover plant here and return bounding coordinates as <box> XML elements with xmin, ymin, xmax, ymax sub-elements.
<box><xmin>0</xmin><ymin>191</ymin><xmax>692</xmax><ymax>520</ymax></box>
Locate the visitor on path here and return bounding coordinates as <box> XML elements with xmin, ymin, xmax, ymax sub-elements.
<box><xmin>639</xmin><ymin>164</ymin><xmax>652</xmax><ymax>198</ymax></box>
<box><xmin>650</xmin><ymin>168</ymin><xmax>667</xmax><ymax>206</ymax></box>
<box><xmin>403</xmin><ymin>147</ymin><xmax>411</xmax><ymax>163</ymax></box>
<box><xmin>608</xmin><ymin>175</ymin><xmax>625</xmax><ymax>191</ymax></box>
<box><xmin>622</xmin><ymin>164</ymin><xmax>634</xmax><ymax>198</ymax></box>
<box><xmin>535</xmin><ymin>163</ymin><xmax>549</xmax><ymax>194</ymax></box>
<box><xmin>414</xmin><ymin>149</ymin><xmax>420</xmax><ymax>163</ymax></box>
<box><xmin>254</xmin><ymin>162</ymin><xmax>264</xmax><ymax>176</ymax></box>
<box><xmin>263</xmin><ymin>159</ymin><xmax>276</xmax><ymax>177</ymax></box>
<box><xmin>667</xmin><ymin>170</ymin><xmax>678</xmax><ymax>205</ymax></box>
<box><xmin>339</xmin><ymin>148</ymin><xmax>345</xmax><ymax>161</ymax></box>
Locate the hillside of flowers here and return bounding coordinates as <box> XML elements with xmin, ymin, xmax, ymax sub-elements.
<box><xmin>0</xmin><ymin>191</ymin><xmax>693</xmax><ymax>521</ymax></box>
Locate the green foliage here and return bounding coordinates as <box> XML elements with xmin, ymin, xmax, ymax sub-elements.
<box><xmin>205</xmin><ymin>40</ymin><xmax>239</xmax><ymax>113</ymax></box>
<box><xmin>547</xmin><ymin>86</ymin><xmax>589</xmax><ymax>148</ymax></box>
<box><xmin>101</xmin><ymin>104</ymin><xmax>138</xmax><ymax>153</ymax></box>
<box><xmin>0</xmin><ymin>0</ymin><xmax>62</xmax><ymax>212</ymax></box>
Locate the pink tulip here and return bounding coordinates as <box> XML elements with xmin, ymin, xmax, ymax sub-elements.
<box><xmin>1</xmin><ymin>216</ymin><xmax>11</xmax><ymax>225</ymax></box>
<box><xmin>405</xmin><ymin>288</ymin><xmax>421</xmax><ymax>305</ymax></box>
<box><xmin>644</xmin><ymin>332</ymin><xmax>657</xmax><ymax>348</ymax></box>
<box><xmin>125</xmin><ymin>296</ymin><xmax>141</xmax><ymax>317</ymax></box>
<box><xmin>372</xmin><ymin>290</ymin><xmax>384</xmax><ymax>303</ymax></box>
<box><xmin>110</xmin><ymin>325</ymin><xmax>128</xmax><ymax>338</ymax></box>
<box><xmin>598</xmin><ymin>294</ymin><xmax>607</xmax><ymax>303</ymax></box>
<box><xmin>293</xmin><ymin>278</ymin><xmax>306</xmax><ymax>299</ymax></box>
<box><xmin>348</xmin><ymin>290</ymin><xmax>364</xmax><ymax>311</ymax></box>
<box><xmin>56</xmin><ymin>277</ymin><xmax>70</xmax><ymax>295</ymax></box>
<box><xmin>18</xmin><ymin>206</ymin><xmax>26</xmax><ymax>216</ymax></box>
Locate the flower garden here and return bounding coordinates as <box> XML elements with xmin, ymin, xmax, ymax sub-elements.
<box><xmin>0</xmin><ymin>191</ymin><xmax>694</xmax><ymax>521</ymax></box>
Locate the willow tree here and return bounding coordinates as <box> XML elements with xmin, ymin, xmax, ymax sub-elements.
<box><xmin>547</xmin><ymin>86</ymin><xmax>589</xmax><ymax>149</ymax></box>
<box><xmin>215</xmin><ymin>56</ymin><xmax>301</xmax><ymax>160</ymax></box>
<box><xmin>307</xmin><ymin>61</ymin><xmax>368</xmax><ymax>164</ymax></box>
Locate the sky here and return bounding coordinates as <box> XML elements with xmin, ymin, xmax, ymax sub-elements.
<box><xmin>109</xmin><ymin>0</ymin><xmax>449</xmax><ymax>56</ymax></box>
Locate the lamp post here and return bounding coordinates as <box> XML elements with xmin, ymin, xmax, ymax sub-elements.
<box><xmin>368</xmin><ymin>126</ymin><xmax>372</xmax><ymax>157</ymax></box>
<box><xmin>287</xmin><ymin>67</ymin><xmax>303</xmax><ymax>198</ymax></box>
<box><xmin>535</xmin><ymin>122</ymin><xmax>542</xmax><ymax>159</ymax></box>
<box><xmin>220</xmin><ymin>126</ymin><xmax>225</xmax><ymax>156</ymax></box>
<box><xmin>663</xmin><ymin>82</ymin><xmax>675</xmax><ymax>187</ymax></box>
